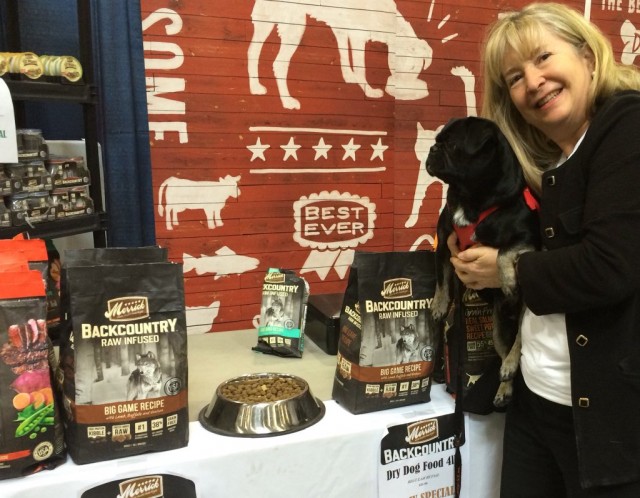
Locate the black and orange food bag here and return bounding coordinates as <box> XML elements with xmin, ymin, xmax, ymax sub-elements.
<box><xmin>0</xmin><ymin>270</ymin><xmax>65</xmax><ymax>479</ymax></box>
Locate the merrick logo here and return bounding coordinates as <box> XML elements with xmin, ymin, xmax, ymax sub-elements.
<box><xmin>381</xmin><ymin>278</ymin><xmax>412</xmax><ymax>299</ymax></box>
<box><xmin>264</xmin><ymin>272</ymin><xmax>285</xmax><ymax>284</ymax></box>
<box><xmin>405</xmin><ymin>419</ymin><xmax>439</xmax><ymax>445</ymax></box>
<box><xmin>105</xmin><ymin>297</ymin><xmax>149</xmax><ymax>322</ymax></box>
<box><xmin>117</xmin><ymin>475</ymin><xmax>163</xmax><ymax>498</ymax></box>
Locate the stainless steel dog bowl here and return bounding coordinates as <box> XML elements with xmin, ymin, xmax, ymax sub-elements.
<box><xmin>199</xmin><ymin>373</ymin><xmax>325</xmax><ymax>437</ymax></box>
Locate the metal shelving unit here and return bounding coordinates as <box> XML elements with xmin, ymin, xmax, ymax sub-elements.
<box><xmin>0</xmin><ymin>0</ymin><xmax>107</xmax><ymax>245</ymax></box>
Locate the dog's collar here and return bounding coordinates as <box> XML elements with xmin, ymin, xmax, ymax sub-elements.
<box><xmin>523</xmin><ymin>186</ymin><xmax>540</xmax><ymax>211</ymax></box>
<box><xmin>454</xmin><ymin>206</ymin><xmax>498</xmax><ymax>251</ymax></box>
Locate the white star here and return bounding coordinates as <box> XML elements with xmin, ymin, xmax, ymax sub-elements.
<box><xmin>341</xmin><ymin>138</ymin><xmax>361</xmax><ymax>161</ymax></box>
<box><xmin>370</xmin><ymin>138</ymin><xmax>389</xmax><ymax>161</ymax></box>
<box><xmin>281</xmin><ymin>137</ymin><xmax>301</xmax><ymax>161</ymax></box>
<box><xmin>312</xmin><ymin>137</ymin><xmax>332</xmax><ymax>160</ymax></box>
<box><xmin>247</xmin><ymin>137</ymin><xmax>270</xmax><ymax>162</ymax></box>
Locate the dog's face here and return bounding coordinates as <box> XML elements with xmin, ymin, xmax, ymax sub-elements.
<box><xmin>425</xmin><ymin>117</ymin><xmax>523</xmax><ymax>207</ymax></box>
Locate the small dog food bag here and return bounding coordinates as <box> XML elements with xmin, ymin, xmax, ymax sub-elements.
<box><xmin>57</xmin><ymin>249</ymin><xmax>188</xmax><ymax>464</ymax></box>
<box><xmin>0</xmin><ymin>270</ymin><xmax>65</xmax><ymax>479</ymax></box>
<box><xmin>332</xmin><ymin>251</ymin><xmax>439</xmax><ymax>414</ymax></box>
<box><xmin>252</xmin><ymin>268</ymin><xmax>309</xmax><ymax>358</ymax></box>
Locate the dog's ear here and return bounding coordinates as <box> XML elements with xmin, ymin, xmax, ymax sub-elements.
<box><xmin>492</xmin><ymin>128</ymin><xmax>525</xmax><ymax>199</ymax></box>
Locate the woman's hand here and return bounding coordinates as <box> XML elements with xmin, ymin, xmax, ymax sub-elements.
<box><xmin>446</xmin><ymin>233</ymin><xmax>501</xmax><ymax>290</ymax></box>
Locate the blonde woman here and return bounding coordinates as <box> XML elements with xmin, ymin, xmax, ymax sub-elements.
<box><xmin>448</xmin><ymin>3</ymin><xmax>640</xmax><ymax>496</ymax></box>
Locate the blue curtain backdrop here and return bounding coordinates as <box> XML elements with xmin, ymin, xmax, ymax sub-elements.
<box><xmin>0</xmin><ymin>0</ymin><xmax>155</xmax><ymax>246</ymax></box>
<box><xmin>92</xmin><ymin>0</ymin><xmax>155</xmax><ymax>246</ymax></box>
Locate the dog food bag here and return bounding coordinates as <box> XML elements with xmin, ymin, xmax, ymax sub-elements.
<box><xmin>252</xmin><ymin>268</ymin><xmax>309</xmax><ymax>358</ymax></box>
<box><xmin>57</xmin><ymin>259</ymin><xmax>188</xmax><ymax>464</ymax></box>
<box><xmin>444</xmin><ymin>289</ymin><xmax>502</xmax><ymax>415</ymax></box>
<box><xmin>332</xmin><ymin>251</ymin><xmax>439</xmax><ymax>414</ymax></box>
<box><xmin>63</xmin><ymin>246</ymin><xmax>168</xmax><ymax>266</ymax></box>
<box><xmin>0</xmin><ymin>270</ymin><xmax>65</xmax><ymax>479</ymax></box>
<box><xmin>0</xmin><ymin>239</ymin><xmax>48</xmax><ymax>290</ymax></box>
<box><xmin>57</xmin><ymin>246</ymin><xmax>170</xmax><ymax>336</ymax></box>
<box><xmin>0</xmin><ymin>238</ymin><xmax>59</xmax><ymax>339</ymax></box>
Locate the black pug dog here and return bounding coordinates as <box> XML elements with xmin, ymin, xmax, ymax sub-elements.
<box><xmin>426</xmin><ymin>116</ymin><xmax>540</xmax><ymax>407</ymax></box>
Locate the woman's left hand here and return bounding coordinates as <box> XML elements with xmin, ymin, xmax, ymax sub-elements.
<box><xmin>447</xmin><ymin>233</ymin><xmax>502</xmax><ymax>290</ymax></box>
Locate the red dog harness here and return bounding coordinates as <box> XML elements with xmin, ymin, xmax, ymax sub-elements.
<box><xmin>453</xmin><ymin>187</ymin><xmax>539</xmax><ymax>251</ymax></box>
<box><xmin>453</xmin><ymin>206</ymin><xmax>498</xmax><ymax>251</ymax></box>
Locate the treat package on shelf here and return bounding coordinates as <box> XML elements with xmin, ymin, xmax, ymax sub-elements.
<box><xmin>0</xmin><ymin>166</ymin><xmax>13</xmax><ymax>196</ymax></box>
<box><xmin>1</xmin><ymin>51</ymin><xmax>43</xmax><ymax>79</ymax></box>
<box><xmin>332</xmin><ymin>250</ymin><xmax>439</xmax><ymax>414</ymax></box>
<box><xmin>0</xmin><ymin>198</ymin><xmax>10</xmax><ymax>227</ymax></box>
<box><xmin>0</xmin><ymin>131</ymin><xmax>98</xmax><ymax>227</ymax></box>
<box><xmin>252</xmin><ymin>268</ymin><xmax>309</xmax><ymax>358</ymax></box>
<box><xmin>5</xmin><ymin>161</ymin><xmax>52</xmax><ymax>194</ymax></box>
<box><xmin>16</xmin><ymin>129</ymin><xmax>49</xmax><ymax>163</ymax></box>
<box><xmin>0</xmin><ymin>52</ymin><xmax>82</xmax><ymax>83</ymax></box>
<box><xmin>0</xmin><ymin>269</ymin><xmax>66</xmax><ymax>480</ymax></box>
<box><xmin>51</xmin><ymin>186</ymin><xmax>94</xmax><ymax>219</ymax></box>
<box><xmin>47</xmin><ymin>155</ymin><xmax>91</xmax><ymax>188</ymax></box>
<box><xmin>8</xmin><ymin>191</ymin><xmax>55</xmax><ymax>226</ymax></box>
<box><xmin>56</xmin><ymin>247</ymin><xmax>188</xmax><ymax>464</ymax></box>
<box><xmin>38</xmin><ymin>55</ymin><xmax>83</xmax><ymax>83</ymax></box>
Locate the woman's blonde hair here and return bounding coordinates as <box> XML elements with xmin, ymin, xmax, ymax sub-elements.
<box><xmin>481</xmin><ymin>2</ymin><xmax>640</xmax><ymax>192</ymax></box>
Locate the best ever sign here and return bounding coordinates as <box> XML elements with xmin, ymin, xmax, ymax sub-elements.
<box><xmin>293</xmin><ymin>191</ymin><xmax>376</xmax><ymax>278</ymax></box>
<box><xmin>294</xmin><ymin>191</ymin><xmax>376</xmax><ymax>248</ymax></box>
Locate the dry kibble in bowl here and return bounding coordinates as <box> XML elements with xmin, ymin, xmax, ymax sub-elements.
<box><xmin>220</xmin><ymin>376</ymin><xmax>304</xmax><ymax>403</ymax></box>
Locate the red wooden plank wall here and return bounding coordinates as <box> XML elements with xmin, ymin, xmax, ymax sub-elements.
<box><xmin>139</xmin><ymin>0</ymin><xmax>637</xmax><ymax>333</ymax></box>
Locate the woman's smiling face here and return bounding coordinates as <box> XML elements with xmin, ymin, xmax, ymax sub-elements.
<box><xmin>501</xmin><ymin>28</ymin><xmax>595</xmax><ymax>155</ymax></box>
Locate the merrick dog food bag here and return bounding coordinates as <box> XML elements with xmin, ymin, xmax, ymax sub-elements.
<box><xmin>57</xmin><ymin>250</ymin><xmax>188</xmax><ymax>464</ymax></box>
<box><xmin>332</xmin><ymin>251</ymin><xmax>438</xmax><ymax>414</ymax></box>
<box><xmin>253</xmin><ymin>268</ymin><xmax>309</xmax><ymax>358</ymax></box>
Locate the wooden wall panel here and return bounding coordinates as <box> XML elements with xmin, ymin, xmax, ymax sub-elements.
<box><xmin>140</xmin><ymin>0</ymin><xmax>638</xmax><ymax>333</ymax></box>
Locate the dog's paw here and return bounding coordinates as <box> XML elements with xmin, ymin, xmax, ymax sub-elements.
<box><xmin>493</xmin><ymin>380</ymin><xmax>514</xmax><ymax>408</ymax></box>
<box><xmin>500</xmin><ymin>358</ymin><xmax>519</xmax><ymax>382</ymax></box>
<box><xmin>497</xmin><ymin>245</ymin><xmax>533</xmax><ymax>297</ymax></box>
<box><xmin>431</xmin><ymin>289</ymin><xmax>450</xmax><ymax>320</ymax></box>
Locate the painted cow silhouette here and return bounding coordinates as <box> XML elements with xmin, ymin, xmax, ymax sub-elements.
<box><xmin>158</xmin><ymin>175</ymin><xmax>241</xmax><ymax>230</ymax></box>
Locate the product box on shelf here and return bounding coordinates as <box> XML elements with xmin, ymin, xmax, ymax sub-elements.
<box><xmin>51</xmin><ymin>186</ymin><xmax>94</xmax><ymax>219</ymax></box>
<box><xmin>0</xmin><ymin>167</ymin><xmax>14</xmax><ymax>196</ymax></box>
<box><xmin>16</xmin><ymin>128</ymin><xmax>48</xmax><ymax>162</ymax></box>
<box><xmin>0</xmin><ymin>200</ymin><xmax>10</xmax><ymax>227</ymax></box>
<box><xmin>8</xmin><ymin>191</ymin><xmax>56</xmax><ymax>226</ymax></box>
<box><xmin>47</xmin><ymin>156</ymin><xmax>91</xmax><ymax>188</ymax></box>
<box><xmin>5</xmin><ymin>161</ymin><xmax>53</xmax><ymax>193</ymax></box>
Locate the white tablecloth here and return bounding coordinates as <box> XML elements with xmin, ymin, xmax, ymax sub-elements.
<box><xmin>0</xmin><ymin>331</ymin><xmax>505</xmax><ymax>497</ymax></box>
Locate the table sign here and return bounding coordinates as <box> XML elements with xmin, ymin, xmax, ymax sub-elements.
<box><xmin>80</xmin><ymin>473</ymin><xmax>197</xmax><ymax>498</ymax></box>
<box><xmin>379</xmin><ymin>413</ymin><xmax>457</xmax><ymax>498</ymax></box>
<box><xmin>0</xmin><ymin>79</ymin><xmax>17</xmax><ymax>163</ymax></box>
